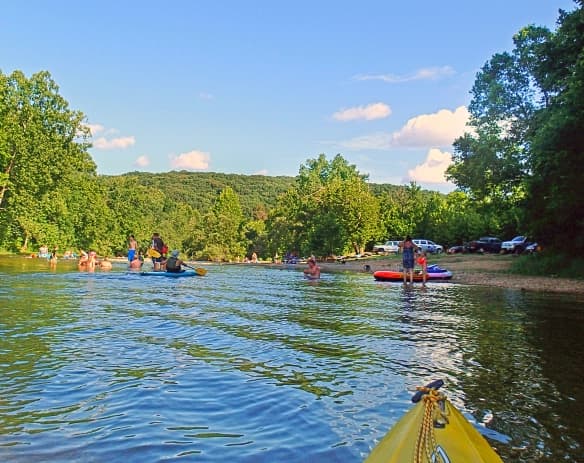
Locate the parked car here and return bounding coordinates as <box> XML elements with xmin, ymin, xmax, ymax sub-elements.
<box><xmin>465</xmin><ymin>236</ymin><xmax>502</xmax><ymax>253</ymax></box>
<box><xmin>413</xmin><ymin>239</ymin><xmax>443</xmax><ymax>254</ymax></box>
<box><xmin>427</xmin><ymin>240</ymin><xmax>443</xmax><ymax>253</ymax></box>
<box><xmin>501</xmin><ymin>236</ymin><xmax>529</xmax><ymax>254</ymax></box>
<box><xmin>373</xmin><ymin>240</ymin><xmax>400</xmax><ymax>254</ymax></box>
<box><xmin>525</xmin><ymin>242</ymin><xmax>539</xmax><ymax>254</ymax></box>
<box><xmin>447</xmin><ymin>245</ymin><xmax>465</xmax><ymax>254</ymax></box>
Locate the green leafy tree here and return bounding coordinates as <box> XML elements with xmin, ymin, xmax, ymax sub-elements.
<box><xmin>524</xmin><ymin>5</ymin><xmax>584</xmax><ymax>252</ymax></box>
<box><xmin>447</xmin><ymin>3</ymin><xmax>584</xmax><ymax>252</ymax></box>
<box><xmin>244</xmin><ymin>219</ymin><xmax>268</xmax><ymax>259</ymax></box>
<box><xmin>197</xmin><ymin>187</ymin><xmax>246</xmax><ymax>261</ymax></box>
<box><xmin>265</xmin><ymin>189</ymin><xmax>304</xmax><ymax>258</ymax></box>
<box><xmin>325</xmin><ymin>176</ymin><xmax>381</xmax><ymax>254</ymax></box>
<box><xmin>0</xmin><ymin>70</ymin><xmax>96</xmax><ymax>251</ymax></box>
<box><xmin>378</xmin><ymin>183</ymin><xmax>428</xmax><ymax>241</ymax></box>
<box><xmin>269</xmin><ymin>154</ymin><xmax>380</xmax><ymax>257</ymax></box>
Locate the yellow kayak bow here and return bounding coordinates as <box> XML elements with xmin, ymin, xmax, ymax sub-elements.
<box><xmin>365</xmin><ymin>380</ymin><xmax>503</xmax><ymax>463</ymax></box>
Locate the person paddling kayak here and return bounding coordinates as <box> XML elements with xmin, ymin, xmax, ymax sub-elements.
<box><xmin>166</xmin><ymin>250</ymin><xmax>185</xmax><ymax>273</ymax></box>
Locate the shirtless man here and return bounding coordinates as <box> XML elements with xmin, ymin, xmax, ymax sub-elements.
<box><xmin>303</xmin><ymin>257</ymin><xmax>321</xmax><ymax>279</ymax></box>
<box><xmin>128</xmin><ymin>235</ymin><xmax>137</xmax><ymax>262</ymax></box>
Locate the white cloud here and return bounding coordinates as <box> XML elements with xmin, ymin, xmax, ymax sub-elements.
<box><xmin>84</xmin><ymin>123</ymin><xmax>104</xmax><ymax>135</ymax></box>
<box><xmin>253</xmin><ymin>169</ymin><xmax>269</xmax><ymax>176</ymax></box>
<box><xmin>336</xmin><ymin>106</ymin><xmax>469</xmax><ymax>151</ymax></box>
<box><xmin>354</xmin><ymin>66</ymin><xmax>455</xmax><ymax>83</ymax></box>
<box><xmin>134</xmin><ymin>155</ymin><xmax>150</xmax><ymax>167</ymax></box>
<box><xmin>406</xmin><ymin>148</ymin><xmax>454</xmax><ymax>184</ymax></box>
<box><xmin>333</xmin><ymin>102</ymin><xmax>391</xmax><ymax>121</ymax></box>
<box><xmin>170</xmin><ymin>150</ymin><xmax>210</xmax><ymax>170</ymax></box>
<box><xmin>391</xmin><ymin>106</ymin><xmax>469</xmax><ymax>147</ymax></box>
<box><xmin>93</xmin><ymin>136</ymin><xmax>136</xmax><ymax>150</ymax></box>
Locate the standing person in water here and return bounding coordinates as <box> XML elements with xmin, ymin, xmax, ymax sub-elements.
<box><xmin>128</xmin><ymin>235</ymin><xmax>137</xmax><ymax>263</ymax></box>
<box><xmin>400</xmin><ymin>236</ymin><xmax>419</xmax><ymax>285</ymax></box>
<box><xmin>150</xmin><ymin>233</ymin><xmax>164</xmax><ymax>270</ymax></box>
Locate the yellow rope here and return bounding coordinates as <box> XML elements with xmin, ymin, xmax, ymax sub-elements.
<box><xmin>413</xmin><ymin>387</ymin><xmax>449</xmax><ymax>463</ymax></box>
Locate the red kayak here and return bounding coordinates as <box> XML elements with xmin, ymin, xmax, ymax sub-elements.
<box><xmin>373</xmin><ymin>265</ymin><xmax>452</xmax><ymax>282</ymax></box>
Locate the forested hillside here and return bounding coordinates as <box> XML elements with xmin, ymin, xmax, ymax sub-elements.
<box><xmin>119</xmin><ymin>171</ymin><xmax>295</xmax><ymax>219</ymax></box>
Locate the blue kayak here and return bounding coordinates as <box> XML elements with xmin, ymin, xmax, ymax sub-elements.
<box><xmin>139</xmin><ymin>270</ymin><xmax>201</xmax><ymax>278</ymax></box>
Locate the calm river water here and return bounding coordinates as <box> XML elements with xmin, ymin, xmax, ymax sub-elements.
<box><xmin>1</xmin><ymin>256</ymin><xmax>583</xmax><ymax>462</ymax></box>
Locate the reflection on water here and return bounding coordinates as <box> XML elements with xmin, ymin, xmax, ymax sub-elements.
<box><xmin>0</xmin><ymin>256</ymin><xmax>583</xmax><ymax>462</ymax></box>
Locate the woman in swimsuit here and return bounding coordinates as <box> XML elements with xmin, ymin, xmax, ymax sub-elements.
<box><xmin>400</xmin><ymin>236</ymin><xmax>419</xmax><ymax>284</ymax></box>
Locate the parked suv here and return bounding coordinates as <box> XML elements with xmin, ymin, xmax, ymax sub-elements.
<box><xmin>413</xmin><ymin>239</ymin><xmax>443</xmax><ymax>254</ymax></box>
<box><xmin>465</xmin><ymin>237</ymin><xmax>502</xmax><ymax>253</ymax></box>
<box><xmin>501</xmin><ymin>236</ymin><xmax>529</xmax><ymax>254</ymax></box>
<box><xmin>373</xmin><ymin>240</ymin><xmax>400</xmax><ymax>254</ymax></box>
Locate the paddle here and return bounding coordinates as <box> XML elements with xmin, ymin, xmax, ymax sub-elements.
<box><xmin>147</xmin><ymin>248</ymin><xmax>161</xmax><ymax>258</ymax></box>
<box><xmin>183</xmin><ymin>263</ymin><xmax>208</xmax><ymax>276</ymax></box>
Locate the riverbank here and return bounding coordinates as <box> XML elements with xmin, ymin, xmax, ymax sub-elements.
<box><xmin>315</xmin><ymin>253</ymin><xmax>584</xmax><ymax>295</ymax></box>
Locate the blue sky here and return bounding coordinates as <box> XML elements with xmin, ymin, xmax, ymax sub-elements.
<box><xmin>1</xmin><ymin>1</ymin><xmax>576</xmax><ymax>192</ymax></box>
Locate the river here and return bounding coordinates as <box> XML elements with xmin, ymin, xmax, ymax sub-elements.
<box><xmin>0</xmin><ymin>256</ymin><xmax>583</xmax><ymax>462</ymax></box>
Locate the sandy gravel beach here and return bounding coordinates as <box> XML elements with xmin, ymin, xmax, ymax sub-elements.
<box><xmin>314</xmin><ymin>254</ymin><xmax>584</xmax><ymax>295</ymax></box>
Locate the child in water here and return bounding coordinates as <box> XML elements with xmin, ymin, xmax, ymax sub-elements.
<box><xmin>417</xmin><ymin>251</ymin><xmax>427</xmax><ymax>286</ymax></box>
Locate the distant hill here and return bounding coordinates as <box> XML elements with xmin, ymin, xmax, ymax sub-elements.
<box><xmin>119</xmin><ymin>171</ymin><xmax>296</xmax><ymax>218</ymax></box>
<box><xmin>109</xmin><ymin>171</ymin><xmax>430</xmax><ymax>221</ymax></box>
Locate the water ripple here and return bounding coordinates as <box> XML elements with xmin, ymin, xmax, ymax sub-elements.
<box><xmin>1</xmin><ymin>260</ymin><xmax>583</xmax><ymax>462</ymax></box>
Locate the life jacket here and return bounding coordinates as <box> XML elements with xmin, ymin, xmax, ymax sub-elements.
<box><xmin>166</xmin><ymin>256</ymin><xmax>181</xmax><ymax>272</ymax></box>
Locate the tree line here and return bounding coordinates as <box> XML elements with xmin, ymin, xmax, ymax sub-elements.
<box><xmin>1</xmin><ymin>3</ymin><xmax>581</xmax><ymax>260</ymax></box>
<box><xmin>446</xmin><ymin>1</ymin><xmax>583</xmax><ymax>256</ymax></box>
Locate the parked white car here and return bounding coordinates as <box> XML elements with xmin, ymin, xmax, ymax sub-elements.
<box><xmin>501</xmin><ymin>236</ymin><xmax>529</xmax><ymax>254</ymax></box>
<box><xmin>373</xmin><ymin>240</ymin><xmax>400</xmax><ymax>254</ymax></box>
<box><xmin>428</xmin><ymin>241</ymin><xmax>444</xmax><ymax>253</ymax></box>
<box><xmin>413</xmin><ymin>239</ymin><xmax>444</xmax><ymax>254</ymax></box>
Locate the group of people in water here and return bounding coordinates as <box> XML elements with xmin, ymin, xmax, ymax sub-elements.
<box><xmin>77</xmin><ymin>251</ymin><xmax>112</xmax><ymax>270</ymax></box>
<box><xmin>131</xmin><ymin>232</ymin><xmax>186</xmax><ymax>273</ymax></box>
<box><xmin>35</xmin><ymin>232</ymin><xmax>188</xmax><ymax>273</ymax></box>
<box><xmin>45</xmin><ymin>232</ymin><xmax>184</xmax><ymax>273</ymax></box>
<box><xmin>40</xmin><ymin>232</ymin><xmax>429</xmax><ymax>283</ymax></box>
<box><xmin>71</xmin><ymin>233</ymin><xmax>184</xmax><ymax>272</ymax></box>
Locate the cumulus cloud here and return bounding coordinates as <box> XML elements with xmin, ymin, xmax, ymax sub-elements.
<box><xmin>406</xmin><ymin>148</ymin><xmax>453</xmax><ymax>184</ymax></box>
<box><xmin>354</xmin><ymin>66</ymin><xmax>455</xmax><ymax>83</ymax></box>
<box><xmin>253</xmin><ymin>169</ymin><xmax>269</xmax><ymax>176</ymax></box>
<box><xmin>85</xmin><ymin>123</ymin><xmax>105</xmax><ymax>135</ymax></box>
<box><xmin>93</xmin><ymin>136</ymin><xmax>136</xmax><ymax>150</ymax></box>
<box><xmin>86</xmin><ymin>122</ymin><xmax>135</xmax><ymax>150</ymax></box>
<box><xmin>333</xmin><ymin>102</ymin><xmax>391</xmax><ymax>121</ymax></box>
<box><xmin>391</xmin><ymin>106</ymin><xmax>469</xmax><ymax>148</ymax></box>
<box><xmin>170</xmin><ymin>150</ymin><xmax>210</xmax><ymax>170</ymax></box>
<box><xmin>336</xmin><ymin>106</ymin><xmax>469</xmax><ymax>151</ymax></box>
<box><xmin>134</xmin><ymin>155</ymin><xmax>150</xmax><ymax>167</ymax></box>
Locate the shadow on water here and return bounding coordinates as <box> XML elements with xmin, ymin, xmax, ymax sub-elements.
<box><xmin>0</xmin><ymin>256</ymin><xmax>583</xmax><ymax>462</ymax></box>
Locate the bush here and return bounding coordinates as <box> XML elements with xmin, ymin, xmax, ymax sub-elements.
<box><xmin>509</xmin><ymin>252</ymin><xmax>584</xmax><ymax>279</ymax></box>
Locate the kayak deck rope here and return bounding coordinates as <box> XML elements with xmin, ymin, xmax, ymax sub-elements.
<box><xmin>414</xmin><ymin>387</ymin><xmax>449</xmax><ymax>463</ymax></box>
